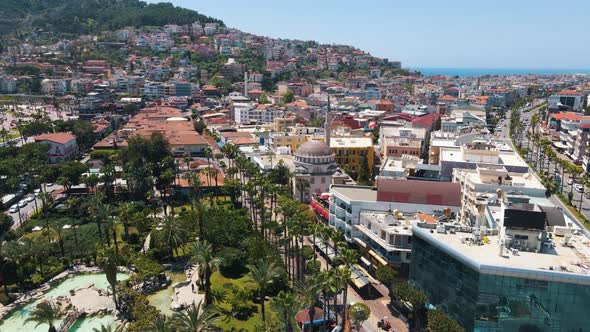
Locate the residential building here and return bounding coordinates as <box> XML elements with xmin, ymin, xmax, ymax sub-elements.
<box><xmin>548</xmin><ymin>89</ymin><xmax>586</xmax><ymax>112</ymax></box>
<box><xmin>34</xmin><ymin>132</ymin><xmax>78</xmax><ymax>163</ymax></box>
<box><xmin>330</xmin><ymin>137</ymin><xmax>374</xmax><ymax>175</ymax></box>
<box><xmin>329</xmin><ymin>178</ymin><xmax>461</xmax><ymax>244</ymax></box>
<box><xmin>453</xmin><ymin>165</ymin><xmax>545</xmax><ymax>225</ymax></box>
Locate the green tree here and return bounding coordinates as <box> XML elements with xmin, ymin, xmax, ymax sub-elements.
<box><xmin>258</xmin><ymin>93</ymin><xmax>269</xmax><ymax>104</ymax></box>
<box><xmin>190</xmin><ymin>240</ymin><xmax>221</xmax><ymax>306</ymax></box>
<box><xmin>194</xmin><ymin>119</ymin><xmax>207</xmax><ymax>135</ymax></box>
<box><xmin>98</xmin><ymin>245</ymin><xmax>119</xmax><ymax>310</ymax></box>
<box><xmin>281</xmin><ymin>90</ymin><xmax>294</xmax><ymax>104</ymax></box>
<box><xmin>153</xmin><ymin>216</ymin><xmax>187</xmax><ymax>259</ymax></box>
<box><xmin>357</xmin><ymin>154</ymin><xmax>372</xmax><ymax>185</ymax></box>
<box><xmin>271</xmin><ymin>291</ymin><xmax>300</xmax><ymax>332</ymax></box>
<box><xmin>171</xmin><ymin>302</ymin><xmax>220</xmax><ymax>331</ymax></box>
<box><xmin>349</xmin><ymin>302</ymin><xmax>370</xmax><ymax>331</ymax></box>
<box><xmin>375</xmin><ymin>265</ymin><xmax>398</xmax><ymax>289</ymax></box>
<box><xmin>247</xmin><ymin>259</ymin><xmax>282</xmax><ymax>322</ymax></box>
<box><xmin>24</xmin><ymin>300</ymin><xmax>63</xmax><ymax>332</ymax></box>
<box><xmin>92</xmin><ymin>323</ymin><xmax>125</xmax><ymax>332</ymax></box>
<box><xmin>296</xmin><ymin>277</ymin><xmax>321</xmax><ymax>331</ymax></box>
<box><xmin>427</xmin><ymin>309</ymin><xmax>464</xmax><ymax>332</ymax></box>
<box><xmin>147</xmin><ymin>315</ymin><xmax>175</xmax><ymax>332</ymax></box>
<box><xmin>393</xmin><ymin>282</ymin><xmax>428</xmax><ymax>329</ymax></box>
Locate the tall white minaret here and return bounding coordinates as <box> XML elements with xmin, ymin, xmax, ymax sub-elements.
<box><xmin>325</xmin><ymin>93</ymin><xmax>331</xmax><ymax>146</ymax></box>
<box><xmin>244</xmin><ymin>72</ymin><xmax>249</xmax><ymax>98</ymax></box>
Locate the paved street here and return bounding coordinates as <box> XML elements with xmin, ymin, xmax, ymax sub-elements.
<box><xmin>505</xmin><ymin>103</ymin><xmax>590</xmax><ymax>235</ymax></box>
<box><xmin>5</xmin><ymin>183</ymin><xmax>62</xmax><ymax>229</ymax></box>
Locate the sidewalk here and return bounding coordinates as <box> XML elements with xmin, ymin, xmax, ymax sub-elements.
<box><xmin>304</xmin><ymin>237</ymin><xmax>408</xmax><ymax>332</ymax></box>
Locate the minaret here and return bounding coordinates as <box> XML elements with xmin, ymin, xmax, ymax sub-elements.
<box><xmin>325</xmin><ymin>94</ymin><xmax>331</xmax><ymax>146</ymax></box>
<box><xmin>244</xmin><ymin>72</ymin><xmax>249</xmax><ymax>98</ymax></box>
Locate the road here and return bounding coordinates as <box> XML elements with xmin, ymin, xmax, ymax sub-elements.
<box><xmin>5</xmin><ymin>183</ymin><xmax>62</xmax><ymax>229</ymax></box>
<box><xmin>505</xmin><ymin>103</ymin><xmax>590</xmax><ymax>235</ymax></box>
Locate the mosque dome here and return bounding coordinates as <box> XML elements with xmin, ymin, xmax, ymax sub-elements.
<box><xmin>294</xmin><ymin>141</ymin><xmax>335</xmax><ymax>164</ymax></box>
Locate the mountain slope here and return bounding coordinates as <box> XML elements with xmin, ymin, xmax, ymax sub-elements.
<box><xmin>0</xmin><ymin>0</ymin><xmax>224</xmax><ymax>35</ymax></box>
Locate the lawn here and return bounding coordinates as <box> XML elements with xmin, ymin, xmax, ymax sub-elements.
<box><xmin>210</xmin><ymin>270</ymin><xmax>276</xmax><ymax>331</ymax></box>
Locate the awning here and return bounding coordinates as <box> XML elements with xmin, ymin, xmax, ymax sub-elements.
<box><xmin>360</xmin><ymin>256</ymin><xmax>372</xmax><ymax>267</ymax></box>
<box><xmin>354</xmin><ymin>238</ymin><xmax>367</xmax><ymax>248</ymax></box>
<box><xmin>368</xmin><ymin>250</ymin><xmax>388</xmax><ymax>266</ymax></box>
<box><xmin>553</xmin><ymin>142</ymin><xmax>568</xmax><ymax>149</ymax></box>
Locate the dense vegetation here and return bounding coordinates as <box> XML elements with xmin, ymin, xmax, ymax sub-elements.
<box><xmin>0</xmin><ymin>0</ymin><xmax>224</xmax><ymax>35</ymax></box>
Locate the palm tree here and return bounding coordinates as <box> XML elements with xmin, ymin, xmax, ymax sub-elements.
<box><xmin>336</xmin><ymin>248</ymin><xmax>357</xmax><ymax>330</ymax></box>
<box><xmin>98</xmin><ymin>245</ymin><xmax>119</xmax><ymax>310</ymax></box>
<box><xmin>154</xmin><ymin>216</ymin><xmax>187</xmax><ymax>259</ymax></box>
<box><xmin>296</xmin><ymin>277</ymin><xmax>321</xmax><ymax>332</ymax></box>
<box><xmin>38</xmin><ymin>191</ymin><xmax>54</xmax><ymax>245</ymax></box>
<box><xmin>190</xmin><ymin>240</ymin><xmax>221</xmax><ymax>306</ymax></box>
<box><xmin>247</xmin><ymin>259</ymin><xmax>281</xmax><ymax>322</ymax></box>
<box><xmin>317</xmin><ymin>269</ymin><xmax>339</xmax><ymax>328</ymax></box>
<box><xmin>171</xmin><ymin>301</ymin><xmax>220</xmax><ymax>332</ymax></box>
<box><xmin>93</xmin><ymin>323</ymin><xmax>126</xmax><ymax>332</ymax></box>
<box><xmin>271</xmin><ymin>291</ymin><xmax>300</xmax><ymax>332</ymax></box>
<box><xmin>148</xmin><ymin>315</ymin><xmax>174</xmax><ymax>332</ymax></box>
<box><xmin>24</xmin><ymin>300</ymin><xmax>63</xmax><ymax>332</ymax></box>
<box><xmin>118</xmin><ymin>202</ymin><xmax>133</xmax><ymax>239</ymax></box>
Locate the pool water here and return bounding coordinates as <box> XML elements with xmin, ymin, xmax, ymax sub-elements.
<box><xmin>147</xmin><ymin>271</ymin><xmax>185</xmax><ymax>316</ymax></box>
<box><xmin>0</xmin><ymin>272</ymin><xmax>128</xmax><ymax>332</ymax></box>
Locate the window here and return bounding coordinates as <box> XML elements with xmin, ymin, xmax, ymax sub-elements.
<box><xmin>381</xmin><ymin>230</ymin><xmax>386</xmax><ymax>240</ymax></box>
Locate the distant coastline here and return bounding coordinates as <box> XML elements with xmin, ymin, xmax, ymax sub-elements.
<box><xmin>413</xmin><ymin>67</ymin><xmax>590</xmax><ymax>77</ymax></box>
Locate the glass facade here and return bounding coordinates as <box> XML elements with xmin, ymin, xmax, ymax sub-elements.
<box><xmin>410</xmin><ymin>234</ymin><xmax>590</xmax><ymax>332</ymax></box>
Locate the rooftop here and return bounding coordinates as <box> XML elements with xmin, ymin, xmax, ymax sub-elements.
<box><xmin>331</xmin><ymin>185</ymin><xmax>377</xmax><ymax>202</ymax></box>
<box><xmin>414</xmin><ymin>224</ymin><xmax>590</xmax><ymax>284</ymax></box>
<box><xmin>330</xmin><ymin>137</ymin><xmax>373</xmax><ymax>148</ymax></box>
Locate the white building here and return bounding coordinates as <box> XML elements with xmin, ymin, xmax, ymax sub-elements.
<box><xmin>34</xmin><ymin>132</ymin><xmax>78</xmax><ymax>163</ymax></box>
<box><xmin>329</xmin><ymin>178</ymin><xmax>461</xmax><ymax>242</ymax></box>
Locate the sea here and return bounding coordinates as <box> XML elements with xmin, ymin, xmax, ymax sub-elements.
<box><xmin>413</xmin><ymin>67</ymin><xmax>590</xmax><ymax>77</ymax></box>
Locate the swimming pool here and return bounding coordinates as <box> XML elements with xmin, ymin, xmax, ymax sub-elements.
<box><xmin>0</xmin><ymin>272</ymin><xmax>129</xmax><ymax>332</ymax></box>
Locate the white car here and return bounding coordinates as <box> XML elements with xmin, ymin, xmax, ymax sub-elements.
<box><xmin>18</xmin><ymin>200</ymin><xmax>27</xmax><ymax>208</ymax></box>
<box><xmin>574</xmin><ymin>184</ymin><xmax>584</xmax><ymax>193</ymax></box>
<box><xmin>25</xmin><ymin>195</ymin><xmax>35</xmax><ymax>203</ymax></box>
<box><xmin>34</xmin><ymin>189</ymin><xmax>41</xmax><ymax>196</ymax></box>
<box><xmin>567</xmin><ymin>178</ymin><xmax>574</xmax><ymax>185</ymax></box>
<box><xmin>8</xmin><ymin>204</ymin><xmax>18</xmax><ymax>213</ymax></box>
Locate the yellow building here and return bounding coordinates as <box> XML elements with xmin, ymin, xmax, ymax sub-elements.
<box><xmin>329</xmin><ymin>137</ymin><xmax>374</xmax><ymax>175</ymax></box>
<box><xmin>271</xmin><ymin>133</ymin><xmax>325</xmax><ymax>153</ymax></box>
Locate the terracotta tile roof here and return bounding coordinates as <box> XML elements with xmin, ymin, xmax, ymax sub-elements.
<box><xmin>438</xmin><ymin>95</ymin><xmax>458</xmax><ymax>102</ymax></box>
<box><xmin>417</xmin><ymin>212</ymin><xmax>438</xmax><ymax>224</ymax></box>
<box><xmin>412</xmin><ymin>113</ymin><xmax>441</xmax><ymax>128</ymax></box>
<box><xmin>34</xmin><ymin>132</ymin><xmax>76</xmax><ymax>145</ymax></box>
<box><xmin>557</xmin><ymin>89</ymin><xmax>583</xmax><ymax>96</ymax></box>
<box><xmin>551</xmin><ymin>112</ymin><xmax>585</xmax><ymax>121</ymax></box>
<box><xmin>376</xmin><ymin>178</ymin><xmax>461</xmax><ymax>207</ymax></box>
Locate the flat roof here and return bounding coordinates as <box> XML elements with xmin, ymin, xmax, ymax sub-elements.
<box><xmin>413</xmin><ymin>225</ymin><xmax>590</xmax><ymax>285</ymax></box>
<box><xmin>330</xmin><ymin>137</ymin><xmax>373</xmax><ymax>148</ymax></box>
<box><xmin>331</xmin><ymin>185</ymin><xmax>377</xmax><ymax>202</ymax></box>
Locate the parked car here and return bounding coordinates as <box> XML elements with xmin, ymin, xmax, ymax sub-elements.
<box><xmin>8</xmin><ymin>204</ymin><xmax>18</xmax><ymax>213</ymax></box>
<box><xmin>584</xmin><ymin>192</ymin><xmax>590</xmax><ymax>199</ymax></box>
<box><xmin>17</xmin><ymin>200</ymin><xmax>27</xmax><ymax>208</ymax></box>
<box><xmin>574</xmin><ymin>184</ymin><xmax>584</xmax><ymax>193</ymax></box>
<box><xmin>567</xmin><ymin>178</ymin><xmax>574</xmax><ymax>185</ymax></box>
<box><xmin>25</xmin><ymin>195</ymin><xmax>35</xmax><ymax>203</ymax></box>
<box><xmin>34</xmin><ymin>189</ymin><xmax>41</xmax><ymax>196</ymax></box>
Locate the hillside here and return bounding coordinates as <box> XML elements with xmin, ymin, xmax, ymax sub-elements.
<box><xmin>0</xmin><ymin>0</ymin><xmax>224</xmax><ymax>35</ymax></box>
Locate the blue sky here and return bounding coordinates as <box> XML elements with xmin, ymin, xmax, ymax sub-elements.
<box><xmin>152</xmin><ymin>0</ymin><xmax>590</xmax><ymax>69</ymax></box>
